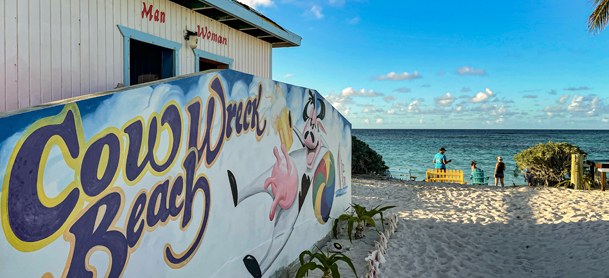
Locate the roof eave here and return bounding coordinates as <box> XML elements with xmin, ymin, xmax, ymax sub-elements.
<box><xmin>197</xmin><ymin>0</ymin><xmax>302</xmax><ymax>48</ymax></box>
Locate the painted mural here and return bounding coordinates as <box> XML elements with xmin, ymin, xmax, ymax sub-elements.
<box><xmin>0</xmin><ymin>70</ymin><xmax>352</xmax><ymax>278</ymax></box>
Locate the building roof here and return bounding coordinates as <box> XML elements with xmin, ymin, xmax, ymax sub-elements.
<box><xmin>171</xmin><ymin>0</ymin><xmax>302</xmax><ymax>48</ymax></box>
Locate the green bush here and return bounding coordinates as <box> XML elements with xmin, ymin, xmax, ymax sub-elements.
<box><xmin>352</xmin><ymin>136</ymin><xmax>389</xmax><ymax>175</ymax></box>
<box><xmin>513</xmin><ymin>141</ymin><xmax>587</xmax><ymax>187</ymax></box>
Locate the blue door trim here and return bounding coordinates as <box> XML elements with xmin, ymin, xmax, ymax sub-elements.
<box><xmin>117</xmin><ymin>25</ymin><xmax>183</xmax><ymax>86</ymax></box>
<box><xmin>193</xmin><ymin>48</ymin><xmax>234</xmax><ymax>72</ymax></box>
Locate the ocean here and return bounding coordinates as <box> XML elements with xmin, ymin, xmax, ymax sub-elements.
<box><xmin>352</xmin><ymin>129</ymin><xmax>609</xmax><ymax>186</ymax></box>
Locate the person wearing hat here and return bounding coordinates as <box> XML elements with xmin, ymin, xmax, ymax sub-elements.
<box><xmin>495</xmin><ymin>156</ymin><xmax>506</xmax><ymax>187</ymax></box>
<box><xmin>433</xmin><ymin>147</ymin><xmax>452</xmax><ymax>172</ymax></box>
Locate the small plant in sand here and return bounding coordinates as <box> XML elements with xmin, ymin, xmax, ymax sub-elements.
<box><xmin>332</xmin><ymin>203</ymin><xmax>396</xmax><ymax>242</ymax></box>
<box><xmin>296</xmin><ymin>246</ymin><xmax>358</xmax><ymax>278</ymax></box>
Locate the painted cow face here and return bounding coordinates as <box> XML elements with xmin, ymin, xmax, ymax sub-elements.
<box><xmin>302</xmin><ymin>90</ymin><xmax>326</xmax><ymax>169</ymax></box>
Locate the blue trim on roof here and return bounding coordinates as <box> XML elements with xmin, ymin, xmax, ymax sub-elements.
<box><xmin>198</xmin><ymin>0</ymin><xmax>302</xmax><ymax>47</ymax></box>
<box><xmin>117</xmin><ymin>25</ymin><xmax>182</xmax><ymax>86</ymax></box>
<box><xmin>193</xmin><ymin>49</ymin><xmax>234</xmax><ymax>72</ymax></box>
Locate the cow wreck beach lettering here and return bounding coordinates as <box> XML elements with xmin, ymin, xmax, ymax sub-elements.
<box><xmin>1</xmin><ymin>76</ymin><xmax>267</xmax><ymax>278</ymax></box>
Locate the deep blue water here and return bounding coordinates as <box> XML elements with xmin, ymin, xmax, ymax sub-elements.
<box><xmin>353</xmin><ymin>129</ymin><xmax>609</xmax><ymax>185</ymax></box>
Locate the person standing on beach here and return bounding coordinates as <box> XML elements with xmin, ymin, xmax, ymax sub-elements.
<box><xmin>495</xmin><ymin>156</ymin><xmax>506</xmax><ymax>187</ymax></box>
<box><xmin>433</xmin><ymin>147</ymin><xmax>451</xmax><ymax>171</ymax></box>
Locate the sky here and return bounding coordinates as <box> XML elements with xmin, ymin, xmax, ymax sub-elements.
<box><xmin>238</xmin><ymin>0</ymin><xmax>609</xmax><ymax>129</ymax></box>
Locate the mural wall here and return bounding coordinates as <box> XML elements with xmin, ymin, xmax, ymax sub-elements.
<box><xmin>0</xmin><ymin>70</ymin><xmax>352</xmax><ymax>278</ymax></box>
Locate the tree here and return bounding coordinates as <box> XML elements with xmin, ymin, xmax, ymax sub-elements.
<box><xmin>588</xmin><ymin>0</ymin><xmax>609</xmax><ymax>34</ymax></box>
<box><xmin>351</xmin><ymin>136</ymin><xmax>389</xmax><ymax>175</ymax></box>
<box><xmin>513</xmin><ymin>142</ymin><xmax>587</xmax><ymax>187</ymax></box>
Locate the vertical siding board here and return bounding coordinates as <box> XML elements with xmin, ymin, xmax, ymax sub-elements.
<box><xmin>60</xmin><ymin>0</ymin><xmax>71</xmax><ymax>99</ymax></box>
<box><xmin>88</xmin><ymin>0</ymin><xmax>98</xmax><ymax>94</ymax></box>
<box><xmin>106</xmin><ymin>0</ymin><xmax>113</xmax><ymax>91</ymax></box>
<box><xmin>80</xmin><ymin>0</ymin><xmax>89</xmax><ymax>96</ymax></box>
<box><xmin>17</xmin><ymin>0</ymin><xmax>30</xmax><ymax>108</ymax></box>
<box><xmin>178</xmin><ymin>8</ymin><xmax>184</xmax><ymax>76</ymax></box>
<box><xmin>70</xmin><ymin>0</ymin><xmax>80</xmax><ymax>98</ymax></box>
<box><xmin>114</xmin><ymin>0</ymin><xmax>122</xmax><ymax>87</ymax></box>
<box><xmin>128</xmin><ymin>0</ymin><xmax>135</xmax><ymax>30</ymax></box>
<box><xmin>135</xmin><ymin>0</ymin><xmax>141</xmax><ymax>31</ymax></box>
<box><xmin>50</xmin><ymin>0</ymin><xmax>61</xmax><ymax>101</ymax></box>
<box><xmin>141</xmin><ymin>0</ymin><xmax>147</xmax><ymax>34</ymax></box>
<box><xmin>5</xmin><ymin>0</ymin><xmax>18</xmax><ymax>111</ymax></box>
<box><xmin>159</xmin><ymin>0</ymin><xmax>165</xmax><ymax>39</ymax></box>
<box><xmin>121</xmin><ymin>0</ymin><xmax>128</xmax><ymax>26</ymax></box>
<box><xmin>0</xmin><ymin>0</ymin><xmax>6</xmax><ymax>111</ymax></box>
<box><xmin>29</xmin><ymin>0</ymin><xmax>41</xmax><ymax>105</ymax></box>
<box><xmin>97</xmin><ymin>0</ymin><xmax>105</xmax><ymax>93</ymax></box>
<box><xmin>165</xmin><ymin>1</ymin><xmax>171</xmax><ymax>41</ymax></box>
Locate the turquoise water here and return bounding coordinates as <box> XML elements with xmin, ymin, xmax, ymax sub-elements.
<box><xmin>352</xmin><ymin>129</ymin><xmax>609</xmax><ymax>186</ymax></box>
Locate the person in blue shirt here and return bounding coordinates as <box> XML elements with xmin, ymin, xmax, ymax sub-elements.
<box><xmin>433</xmin><ymin>147</ymin><xmax>452</xmax><ymax>171</ymax></box>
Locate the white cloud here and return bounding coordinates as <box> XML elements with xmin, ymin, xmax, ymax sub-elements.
<box><xmin>564</xmin><ymin>86</ymin><xmax>590</xmax><ymax>91</ymax></box>
<box><xmin>496</xmin><ymin>117</ymin><xmax>504</xmax><ymax>123</ymax></box>
<box><xmin>408</xmin><ymin>100</ymin><xmax>421</xmax><ymax>114</ymax></box>
<box><xmin>235</xmin><ymin>0</ymin><xmax>274</xmax><ymax>9</ymax></box>
<box><xmin>372</xmin><ymin>71</ymin><xmax>421</xmax><ymax>81</ymax></box>
<box><xmin>543</xmin><ymin>104</ymin><xmax>563</xmax><ymax>116</ymax></box>
<box><xmin>558</xmin><ymin>94</ymin><xmax>570</xmax><ymax>104</ymax></box>
<box><xmin>394</xmin><ymin>87</ymin><xmax>411</xmax><ymax>93</ymax></box>
<box><xmin>386</xmin><ymin>109</ymin><xmax>396</xmax><ymax>115</ymax></box>
<box><xmin>603</xmin><ymin>119</ymin><xmax>608</xmax><ymax>122</ymax></box>
<box><xmin>310</xmin><ymin>5</ymin><xmax>324</xmax><ymax>19</ymax></box>
<box><xmin>455</xmin><ymin>65</ymin><xmax>487</xmax><ymax>76</ymax></box>
<box><xmin>419</xmin><ymin>117</ymin><xmax>424</xmax><ymax>124</ymax></box>
<box><xmin>340</xmin><ymin>87</ymin><xmax>383</xmax><ymax>97</ymax></box>
<box><xmin>383</xmin><ymin>95</ymin><xmax>397</xmax><ymax>103</ymax></box>
<box><xmin>324</xmin><ymin>92</ymin><xmax>354</xmax><ymax>116</ymax></box>
<box><xmin>282</xmin><ymin>73</ymin><xmax>295</xmax><ymax>78</ymax></box>
<box><xmin>364</xmin><ymin>118</ymin><xmax>370</xmax><ymax>124</ymax></box>
<box><xmin>392</xmin><ymin>102</ymin><xmax>407</xmax><ymax>109</ymax></box>
<box><xmin>488</xmin><ymin>105</ymin><xmax>508</xmax><ymax>116</ymax></box>
<box><xmin>376</xmin><ymin>118</ymin><xmax>384</xmax><ymax>124</ymax></box>
<box><xmin>362</xmin><ymin>107</ymin><xmax>384</xmax><ymax>113</ymax></box>
<box><xmin>471</xmin><ymin>88</ymin><xmax>494</xmax><ymax>103</ymax></box>
<box><xmin>435</xmin><ymin>93</ymin><xmax>456</xmax><ymax>107</ymax></box>
<box><xmin>348</xmin><ymin>16</ymin><xmax>360</xmax><ymax>24</ymax></box>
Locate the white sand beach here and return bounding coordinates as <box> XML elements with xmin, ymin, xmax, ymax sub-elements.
<box><xmin>309</xmin><ymin>176</ymin><xmax>609</xmax><ymax>278</ymax></box>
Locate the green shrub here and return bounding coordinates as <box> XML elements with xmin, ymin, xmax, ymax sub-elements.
<box><xmin>513</xmin><ymin>141</ymin><xmax>587</xmax><ymax>187</ymax></box>
<box><xmin>352</xmin><ymin>136</ymin><xmax>389</xmax><ymax>175</ymax></box>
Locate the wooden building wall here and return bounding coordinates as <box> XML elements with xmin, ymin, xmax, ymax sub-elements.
<box><xmin>0</xmin><ymin>0</ymin><xmax>272</xmax><ymax>112</ymax></box>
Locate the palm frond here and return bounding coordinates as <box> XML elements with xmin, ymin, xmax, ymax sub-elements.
<box><xmin>588</xmin><ymin>0</ymin><xmax>609</xmax><ymax>34</ymax></box>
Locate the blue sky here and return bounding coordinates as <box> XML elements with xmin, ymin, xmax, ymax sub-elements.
<box><xmin>240</xmin><ymin>0</ymin><xmax>609</xmax><ymax>129</ymax></box>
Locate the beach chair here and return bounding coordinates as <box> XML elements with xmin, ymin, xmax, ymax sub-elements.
<box><xmin>387</xmin><ymin>168</ymin><xmax>417</xmax><ymax>181</ymax></box>
<box><xmin>470</xmin><ymin>169</ymin><xmax>490</xmax><ymax>185</ymax></box>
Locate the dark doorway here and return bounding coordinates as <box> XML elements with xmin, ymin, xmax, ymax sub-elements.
<box><xmin>199</xmin><ymin>57</ymin><xmax>229</xmax><ymax>71</ymax></box>
<box><xmin>130</xmin><ymin>40</ymin><xmax>174</xmax><ymax>85</ymax></box>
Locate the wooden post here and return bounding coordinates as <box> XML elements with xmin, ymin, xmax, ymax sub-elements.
<box><xmin>602</xmin><ymin>171</ymin><xmax>607</xmax><ymax>192</ymax></box>
<box><xmin>571</xmin><ymin>154</ymin><xmax>583</xmax><ymax>190</ymax></box>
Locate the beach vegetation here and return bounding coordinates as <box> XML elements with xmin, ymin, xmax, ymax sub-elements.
<box><xmin>295</xmin><ymin>246</ymin><xmax>357</xmax><ymax>278</ymax></box>
<box><xmin>352</xmin><ymin>136</ymin><xmax>389</xmax><ymax>175</ymax></box>
<box><xmin>513</xmin><ymin>142</ymin><xmax>587</xmax><ymax>187</ymax></box>
<box><xmin>332</xmin><ymin>203</ymin><xmax>396</xmax><ymax>243</ymax></box>
<box><xmin>588</xmin><ymin>0</ymin><xmax>609</xmax><ymax>34</ymax></box>
<box><xmin>555</xmin><ymin>170</ymin><xmax>600</xmax><ymax>190</ymax></box>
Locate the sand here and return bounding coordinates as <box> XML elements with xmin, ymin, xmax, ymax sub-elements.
<box><xmin>300</xmin><ymin>176</ymin><xmax>609</xmax><ymax>278</ymax></box>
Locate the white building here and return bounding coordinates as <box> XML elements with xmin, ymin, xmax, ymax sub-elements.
<box><xmin>0</xmin><ymin>0</ymin><xmax>301</xmax><ymax>112</ymax></box>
